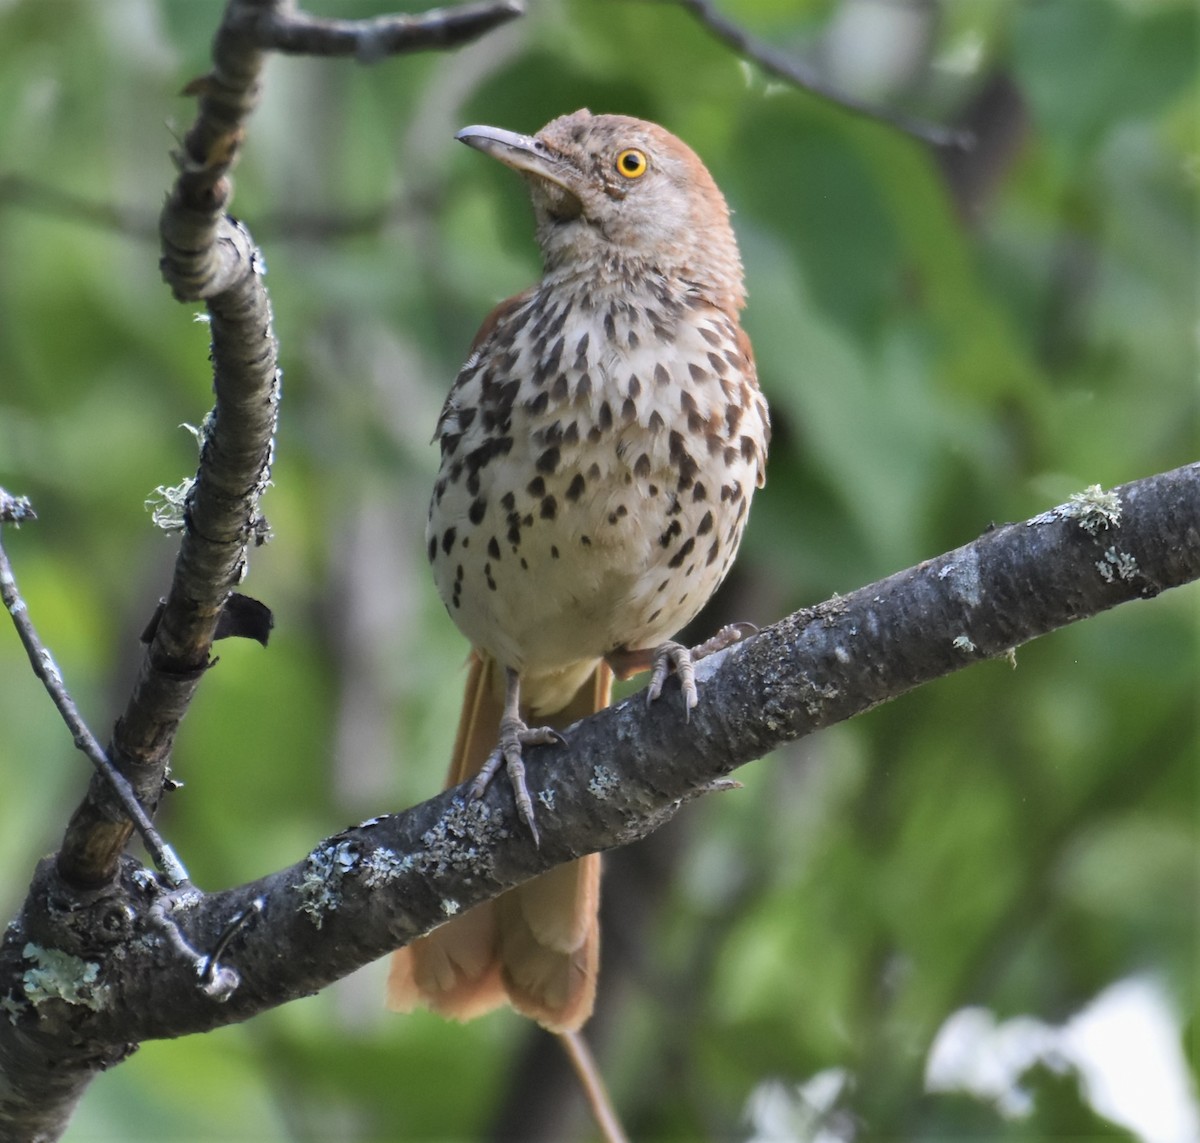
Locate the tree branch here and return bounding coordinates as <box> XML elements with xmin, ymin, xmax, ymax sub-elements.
<box><xmin>2</xmin><ymin>465</ymin><xmax>1196</xmax><ymax>1136</ymax></box>
<box><xmin>238</xmin><ymin>0</ymin><xmax>523</xmax><ymax>60</ymax></box>
<box><xmin>56</xmin><ymin>0</ymin><xmax>522</xmax><ymax>891</ymax></box>
<box><xmin>665</xmin><ymin>0</ymin><xmax>973</xmax><ymax>151</ymax></box>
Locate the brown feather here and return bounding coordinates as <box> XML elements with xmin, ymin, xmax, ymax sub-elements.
<box><xmin>386</xmin><ymin>654</ymin><xmax>609</xmax><ymax>1031</ymax></box>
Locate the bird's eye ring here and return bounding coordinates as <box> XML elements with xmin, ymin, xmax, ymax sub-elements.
<box><xmin>615</xmin><ymin>148</ymin><xmax>648</xmax><ymax>179</ymax></box>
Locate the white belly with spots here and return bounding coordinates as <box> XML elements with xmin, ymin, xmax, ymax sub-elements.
<box><xmin>427</xmin><ymin>282</ymin><xmax>768</xmax><ymax>701</ymax></box>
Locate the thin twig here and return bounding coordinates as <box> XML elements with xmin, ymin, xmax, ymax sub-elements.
<box><xmin>669</xmin><ymin>0</ymin><xmax>973</xmax><ymax>151</ymax></box>
<box><xmin>0</xmin><ymin>172</ymin><xmax>425</xmax><ymax>243</ymax></box>
<box><xmin>0</xmin><ymin>174</ymin><xmax>158</xmax><ymax>240</ymax></box>
<box><xmin>0</xmin><ymin>492</ymin><xmax>189</xmax><ymax>887</ymax></box>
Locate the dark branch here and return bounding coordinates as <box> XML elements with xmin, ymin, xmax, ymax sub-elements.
<box><xmin>667</xmin><ymin>0</ymin><xmax>973</xmax><ymax>151</ymax></box>
<box><xmin>58</xmin><ymin>0</ymin><xmax>528</xmax><ymax>891</ymax></box>
<box><xmin>2</xmin><ymin>466</ymin><xmax>1195</xmax><ymax>1131</ymax></box>
<box><xmin>57</xmin><ymin>37</ymin><xmax>278</xmax><ymax>884</ymax></box>
<box><xmin>1</xmin><ymin>2</ymin><xmax>525</xmax><ymax>1137</ymax></box>
<box><xmin>243</xmin><ymin>0</ymin><xmax>524</xmax><ymax>60</ymax></box>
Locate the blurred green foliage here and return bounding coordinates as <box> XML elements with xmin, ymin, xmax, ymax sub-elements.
<box><xmin>0</xmin><ymin>0</ymin><xmax>1195</xmax><ymax>1139</ymax></box>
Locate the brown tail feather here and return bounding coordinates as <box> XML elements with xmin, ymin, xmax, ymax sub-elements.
<box><xmin>387</xmin><ymin>652</ymin><xmax>609</xmax><ymax>1031</ymax></box>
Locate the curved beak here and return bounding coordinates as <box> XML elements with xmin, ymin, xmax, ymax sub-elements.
<box><xmin>456</xmin><ymin>124</ymin><xmax>579</xmax><ymax>200</ymax></box>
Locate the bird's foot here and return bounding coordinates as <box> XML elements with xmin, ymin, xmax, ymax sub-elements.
<box><xmin>645</xmin><ymin>641</ymin><xmax>698</xmax><ymax>716</ymax></box>
<box><xmin>611</xmin><ymin>623</ymin><xmax>758</xmax><ymax>719</ymax></box>
<box><xmin>689</xmin><ymin>622</ymin><xmax>758</xmax><ymax>660</ymax></box>
<box><xmin>471</xmin><ymin>714</ymin><xmax>565</xmax><ymax>846</ymax></box>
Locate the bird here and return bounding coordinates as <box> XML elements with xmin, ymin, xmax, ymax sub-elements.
<box><xmin>387</xmin><ymin>109</ymin><xmax>769</xmax><ymax>1032</ymax></box>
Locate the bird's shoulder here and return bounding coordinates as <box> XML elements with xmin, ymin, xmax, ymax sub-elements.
<box><xmin>465</xmin><ymin>287</ymin><xmax>539</xmax><ymax>357</ymax></box>
<box><xmin>433</xmin><ymin>288</ymin><xmax>539</xmax><ymax>441</ymax></box>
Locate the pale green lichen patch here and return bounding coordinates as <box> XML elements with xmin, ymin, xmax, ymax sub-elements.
<box><xmin>145</xmin><ymin>420</ymin><xmax>215</xmax><ymax>532</ymax></box>
<box><xmin>1029</xmin><ymin>483</ymin><xmax>1121</xmax><ymax>535</ymax></box>
<box><xmin>297</xmin><ymin>840</ymin><xmax>359</xmax><ymax>928</ymax></box>
<box><xmin>1096</xmin><ymin>547</ymin><xmax>1139</xmax><ymax>583</ymax></box>
<box><xmin>1067</xmin><ymin>485</ymin><xmax>1122</xmax><ymax>533</ymax></box>
<box><xmin>22</xmin><ymin>943</ymin><xmax>107</xmax><ymax>1011</ymax></box>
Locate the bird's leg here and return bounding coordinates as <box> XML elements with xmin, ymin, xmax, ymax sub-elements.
<box><xmin>470</xmin><ymin>666</ymin><xmax>565</xmax><ymax>845</ymax></box>
<box><xmin>608</xmin><ymin>623</ymin><xmax>758</xmax><ymax>718</ymax></box>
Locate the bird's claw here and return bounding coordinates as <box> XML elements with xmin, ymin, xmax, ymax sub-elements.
<box><xmin>471</xmin><ymin>716</ymin><xmax>565</xmax><ymax>845</ymax></box>
<box><xmin>691</xmin><ymin>622</ymin><xmax>757</xmax><ymax>659</ymax></box>
<box><xmin>646</xmin><ymin>640</ymin><xmax>698</xmax><ymax>716</ymax></box>
<box><xmin>645</xmin><ymin>624</ymin><xmax>757</xmax><ymax>717</ymax></box>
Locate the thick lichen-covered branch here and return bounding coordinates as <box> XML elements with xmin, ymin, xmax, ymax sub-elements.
<box><xmin>4</xmin><ymin>466</ymin><xmax>1195</xmax><ymax>1057</ymax></box>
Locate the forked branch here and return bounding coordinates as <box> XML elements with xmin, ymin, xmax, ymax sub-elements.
<box><xmin>56</xmin><ymin>0</ymin><xmax>524</xmax><ymax>890</ymax></box>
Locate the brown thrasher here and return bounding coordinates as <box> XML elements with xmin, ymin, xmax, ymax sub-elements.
<box><xmin>387</xmin><ymin>110</ymin><xmax>769</xmax><ymax>1032</ymax></box>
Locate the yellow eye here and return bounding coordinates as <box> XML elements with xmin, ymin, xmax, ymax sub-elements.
<box><xmin>615</xmin><ymin>148</ymin><xmax>648</xmax><ymax>179</ymax></box>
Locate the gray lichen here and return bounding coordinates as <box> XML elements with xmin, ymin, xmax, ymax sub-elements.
<box><xmin>417</xmin><ymin>797</ymin><xmax>499</xmax><ymax>878</ymax></box>
<box><xmin>361</xmin><ymin>847</ymin><xmax>414</xmax><ymax>888</ymax></box>
<box><xmin>297</xmin><ymin>840</ymin><xmax>359</xmax><ymax>928</ymax></box>
<box><xmin>1</xmin><ymin>992</ymin><xmax>25</xmax><ymax>1023</ymax></box>
<box><xmin>588</xmin><ymin>766</ymin><xmax>620</xmax><ymax>798</ymax></box>
<box><xmin>939</xmin><ymin>547</ymin><xmax>982</xmax><ymax>608</ymax></box>
<box><xmin>1096</xmin><ymin>547</ymin><xmax>1139</xmax><ymax>583</ymax></box>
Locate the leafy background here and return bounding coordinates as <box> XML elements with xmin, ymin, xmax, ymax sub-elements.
<box><xmin>0</xmin><ymin>0</ymin><xmax>1195</xmax><ymax>1139</ymax></box>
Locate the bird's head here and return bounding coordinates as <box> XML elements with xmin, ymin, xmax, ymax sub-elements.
<box><xmin>456</xmin><ymin>109</ymin><xmax>745</xmax><ymax>311</ymax></box>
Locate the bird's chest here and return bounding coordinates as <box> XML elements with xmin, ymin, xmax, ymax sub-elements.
<box><xmin>428</xmin><ymin>291</ymin><xmax>765</xmax><ymax>669</ymax></box>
